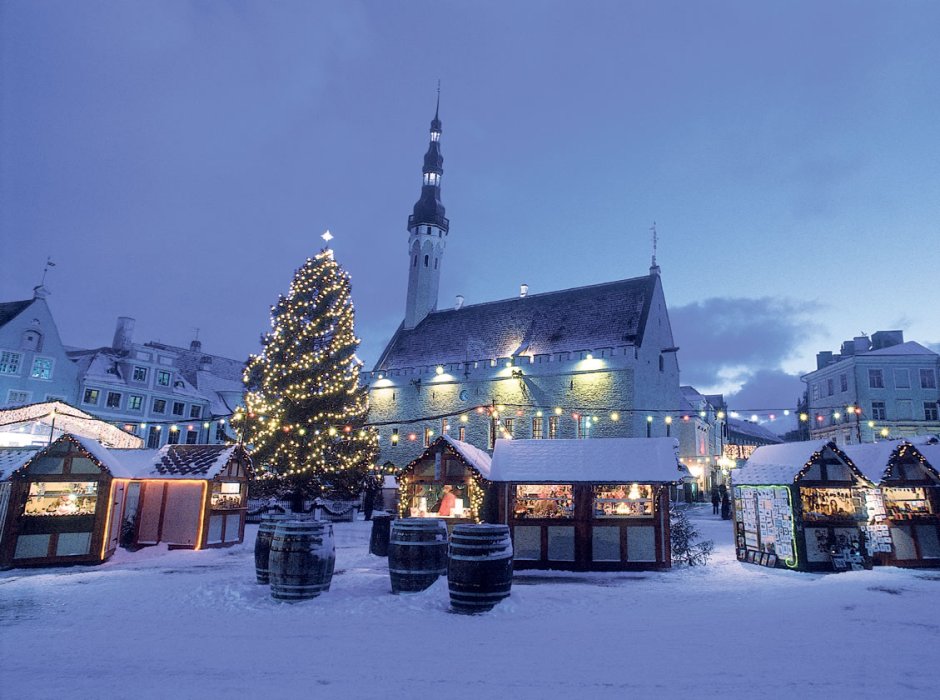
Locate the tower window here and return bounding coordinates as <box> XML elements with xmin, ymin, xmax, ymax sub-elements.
<box><xmin>431</xmin><ymin>131</ymin><xmax>440</xmax><ymax>142</ymax></box>
<box><xmin>413</xmin><ymin>255</ymin><xmax>417</xmax><ymax>268</ymax></box>
<box><xmin>434</xmin><ymin>259</ymin><xmax>438</xmax><ymax>269</ymax></box>
<box><xmin>427</xmin><ymin>226</ymin><xmax>432</xmax><ymax>235</ymax></box>
<box><xmin>424</xmin><ymin>255</ymin><xmax>429</xmax><ymax>267</ymax></box>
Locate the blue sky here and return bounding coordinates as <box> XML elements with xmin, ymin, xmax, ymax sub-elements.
<box><xmin>2</xmin><ymin>1</ymin><xmax>938</xmax><ymax>420</ymax></box>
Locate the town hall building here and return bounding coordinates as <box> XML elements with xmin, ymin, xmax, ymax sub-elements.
<box><xmin>364</xmin><ymin>103</ymin><xmax>682</xmax><ymax>467</ymax></box>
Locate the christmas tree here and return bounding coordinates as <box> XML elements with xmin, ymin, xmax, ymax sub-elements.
<box><xmin>241</xmin><ymin>238</ymin><xmax>378</xmax><ymax>511</ymax></box>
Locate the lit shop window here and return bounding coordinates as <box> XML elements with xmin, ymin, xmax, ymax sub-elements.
<box><xmin>24</xmin><ymin>482</ymin><xmax>98</xmax><ymax>516</ymax></box>
<box><xmin>883</xmin><ymin>487</ymin><xmax>933</xmax><ymax>519</ymax></box>
<box><xmin>513</xmin><ymin>485</ymin><xmax>574</xmax><ymax>519</ymax></box>
<box><xmin>594</xmin><ymin>484</ymin><xmax>655</xmax><ymax>518</ymax></box>
<box><xmin>211</xmin><ymin>482</ymin><xmax>244</xmax><ymax>510</ymax></box>
<box><xmin>800</xmin><ymin>488</ymin><xmax>861</xmax><ymax>522</ymax></box>
<box><xmin>406</xmin><ymin>483</ymin><xmax>468</xmax><ymax>518</ymax></box>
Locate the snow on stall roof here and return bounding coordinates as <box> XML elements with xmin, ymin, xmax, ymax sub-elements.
<box><xmin>841</xmin><ymin>441</ymin><xmax>906</xmax><ymax>483</ymax></box>
<box><xmin>0</xmin><ymin>447</ymin><xmax>40</xmax><ymax>480</ymax></box>
<box><xmin>488</xmin><ymin>437</ymin><xmax>684</xmax><ymax>483</ymax></box>
<box><xmin>733</xmin><ymin>440</ymin><xmax>832</xmax><ymax>485</ymax></box>
<box><xmin>441</xmin><ymin>435</ymin><xmax>492</xmax><ymax>478</ymax></box>
<box><xmin>916</xmin><ymin>443</ymin><xmax>940</xmax><ymax>475</ymax></box>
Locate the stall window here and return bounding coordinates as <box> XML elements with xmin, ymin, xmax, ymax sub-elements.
<box><xmin>512</xmin><ymin>484</ymin><xmax>574</xmax><ymax>519</ymax></box>
<box><xmin>882</xmin><ymin>487</ymin><xmax>933</xmax><ymax>519</ymax></box>
<box><xmin>800</xmin><ymin>487</ymin><xmax>861</xmax><ymax>522</ymax></box>
<box><xmin>594</xmin><ymin>484</ymin><xmax>655</xmax><ymax>518</ymax></box>
<box><xmin>406</xmin><ymin>483</ymin><xmax>468</xmax><ymax>518</ymax></box>
<box><xmin>211</xmin><ymin>482</ymin><xmax>244</xmax><ymax>510</ymax></box>
<box><xmin>24</xmin><ymin>482</ymin><xmax>98</xmax><ymax>516</ymax></box>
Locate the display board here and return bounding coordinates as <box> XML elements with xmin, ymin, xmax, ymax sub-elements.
<box><xmin>734</xmin><ymin>486</ymin><xmax>795</xmax><ymax>567</ymax></box>
<box><xmin>861</xmin><ymin>488</ymin><xmax>892</xmax><ymax>555</ymax></box>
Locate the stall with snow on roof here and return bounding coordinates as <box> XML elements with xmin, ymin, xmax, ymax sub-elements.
<box><xmin>0</xmin><ymin>433</ymin><xmax>251</xmax><ymax>568</ymax></box>
<box><xmin>397</xmin><ymin>435</ymin><xmax>492</xmax><ymax>525</ymax></box>
<box><xmin>732</xmin><ymin>440</ymin><xmax>874</xmax><ymax>572</ymax></box>
<box><xmin>844</xmin><ymin>439</ymin><xmax>940</xmax><ymax>567</ymax></box>
<box><xmin>489</xmin><ymin>437</ymin><xmax>685</xmax><ymax>571</ymax></box>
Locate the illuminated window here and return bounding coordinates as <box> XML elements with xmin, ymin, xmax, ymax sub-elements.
<box><xmin>503</xmin><ymin>418</ymin><xmax>514</xmax><ymax>438</ymax></box>
<box><xmin>30</xmin><ymin>357</ymin><xmax>54</xmax><ymax>380</ymax></box>
<box><xmin>800</xmin><ymin>487</ymin><xmax>860</xmax><ymax>522</ymax></box>
<box><xmin>424</xmin><ymin>427</ymin><xmax>432</xmax><ymax>447</ymax></box>
<box><xmin>594</xmin><ymin>484</ymin><xmax>655</xmax><ymax>518</ymax></box>
<box><xmin>532</xmin><ymin>416</ymin><xmax>544</xmax><ymax>439</ymax></box>
<box><xmin>548</xmin><ymin>416</ymin><xmax>558</xmax><ymax>439</ymax></box>
<box><xmin>24</xmin><ymin>481</ymin><xmax>98</xmax><ymax>517</ymax></box>
<box><xmin>458</xmin><ymin>426</ymin><xmax>466</xmax><ymax>441</ymax></box>
<box><xmin>391</xmin><ymin>428</ymin><xmax>399</xmax><ymax>446</ymax></box>
<box><xmin>883</xmin><ymin>487</ymin><xmax>933</xmax><ymax>519</ymax></box>
<box><xmin>512</xmin><ymin>485</ymin><xmax>574</xmax><ymax>519</ymax></box>
<box><xmin>128</xmin><ymin>395</ymin><xmax>143</xmax><ymax>411</ymax></box>
<box><xmin>211</xmin><ymin>482</ymin><xmax>243</xmax><ymax>510</ymax></box>
<box><xmin>83</xmin><ymin>388</ymin><xmax>100</xmax><ymax>405</ymax></box>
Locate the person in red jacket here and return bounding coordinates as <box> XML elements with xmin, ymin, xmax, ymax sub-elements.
<box><xmin>436</xmin><ymin>485</ymin><xmax>457</xmax><ymax>516</ymax></box>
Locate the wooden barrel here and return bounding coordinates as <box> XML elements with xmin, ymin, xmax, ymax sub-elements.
<box><xmin>254</xmin><ymin>513</ymin><xmax>289</xmax><ymax>584</ymax></box>
<box><xmin>369</xmin><ymin>515</ymin><xmax>392</xmax><ymax>557</ymax></box>
<box><xmin>388</xmin><ymin>518</ymin><xmax>448</xmax><ymax>594</ymax></box>
<box><xmin>269</xmin><ymin>520</ymin><xmax>336</xmax><ymax>601</ymax></box>
<box><xmin>447</xmin><ymin>524</ymin><xmax>513</xmax><ymax>614</ymax></box>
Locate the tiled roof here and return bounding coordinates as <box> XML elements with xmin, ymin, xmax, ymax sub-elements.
<box><xmin>0</xmin><ymin>299</ymin><xmax>33</xmax><ymax>328</ymax></box>
<box><xmin>375</xmin><ymin>275</ymin><xmax>657</xmax><ymax>370</ymax></box>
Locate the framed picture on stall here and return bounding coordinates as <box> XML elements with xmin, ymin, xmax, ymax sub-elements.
<box><xmin>747</xmin><ymin>550</ymin><xmax>757</xmax><ymax>563</ymax></box>
<box><xmin>766</xmin><ymin>554</ymin><xmax>777</xmax><ymax>568</ymax></box>
<box><xmin>758</xmin><ymin>553</ymin><xmax>768</xmax><ymax>566</ymax></box>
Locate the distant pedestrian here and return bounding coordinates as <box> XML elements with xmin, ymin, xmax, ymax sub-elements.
<box><xmin>362</xmin><ymin>476</ymin><xmax>379</xmax><ymax>521</ymax></box>
<box><xmin>711</xmin><ymin>486</ymin><xmax>721</xmax><ymax>515</ymax></box>
<box><xmin>720</xmin><ymin>484</ymin><xmax>731</xmax><ymax>520</ymax></box>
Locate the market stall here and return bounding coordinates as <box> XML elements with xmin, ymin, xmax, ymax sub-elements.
<box><xmin>1</xmin><ymin>434</ymin><xmax>252</xmax><ymax>568</ymax></box>
<box><xmin>397</xmin><ymin>435</ymin><xmax>491</xmax><ymax>525</ymax></box>
<box><xmin>732</xmin><ymin>440</ymin><xmax>874</xmax><ymax>572</ymax></box>
<box><xmin>844</xmin><ymin>439</ymin><xmax>940</xmax><ymax>567</ymax></box>
<box><xmin>489</xmin><ymin>437</ymin><xmax>685</xmax><ymax>571</ymax></box>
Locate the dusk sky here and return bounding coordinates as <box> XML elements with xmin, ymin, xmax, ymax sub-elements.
<box><xmin>2</xmin><ymin>1</ymin><xmax>938</xmax><ymax>422</ymax></box>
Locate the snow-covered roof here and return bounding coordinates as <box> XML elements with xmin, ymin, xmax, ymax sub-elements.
<box><xmin>733</xmin><ymin>440</ymin><xmax>836</xmax><ymax>485</ymax></box>
<box><xmin>13</xmin><ymin>434</ymin><xmax>244</xmax><ymax>481</ymax></box>
<box><xmin>727</xmin><ymin>417</ymin><xmax>783</xmax><ymax>444</ymax></box>
<box><xmin>916</xmin><ymin>443</ymin><xmax>940</xmax><ymax>476</ymax></box>
<box><xmin>0</xmin><ymin>447</ymin><xmax>40</xmax><ymax>480</ymax></box>
<box><xmin>489</xmin><ymin>437</ymin><xmax>684</xmax><ymax>483</ymax></box>
<box><xmin>0</xmin><ymin>401</ymin><xmax>143</xmax><ymax>448</ymax></box>
<box><xmin>440</xmin><ymin>435</ymin><xmax>492</xmax><ymax>478</ymax></box>
<box><xmin>841</xmin><ymin>441</ymin><xmax>906</xmax><ymax>483</ymax></box>
<box><xmin>864</xmin><ymin>341</ymin><xmax>937</xmax><ymax>357</ymax></box>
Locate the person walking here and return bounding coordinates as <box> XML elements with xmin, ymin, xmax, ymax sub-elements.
<box><xmin>719</xmin><ymin>483</ymin><xmax>731</xmax><ymax>520</ymax></box>
<box><xmin>711</xmin><ymin>485</ymin><xmax>721</xmax><ymax>515</ymax></box>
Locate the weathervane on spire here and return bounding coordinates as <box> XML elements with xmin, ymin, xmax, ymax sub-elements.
<box><xmin>40</xmin><ymin>256</ymin><xmax>56</xmax><ymax>286</ymax></box>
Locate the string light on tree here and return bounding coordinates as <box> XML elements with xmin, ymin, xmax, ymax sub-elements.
<box><xmin>241</xmin><ymin>233</ymin><xmax>378</xmax><ymax>509</ymax></box>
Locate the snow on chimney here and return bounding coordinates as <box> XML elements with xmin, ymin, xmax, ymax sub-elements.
<box><xmin>112</xmin><ymin>317</ymin><xmax>135</xmax><ymax>352</ymax></box>
<box><xmin>455</xmin><ymin>295</ymin><xmax>465</xmax><ymax>310</ymax></box>
<box><xmin>520</xmin><ymin>283</ymin><xmax>529</xmax><ymax>298</ymax></box>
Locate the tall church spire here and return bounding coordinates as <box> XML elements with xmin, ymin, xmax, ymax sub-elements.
<box><xmin>404</xmin><ymin>92</ymin><xmax>450</xmax><ymax>330</ymax></box>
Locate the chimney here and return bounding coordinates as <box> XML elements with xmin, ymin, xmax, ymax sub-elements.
<box><xmin>520</xmin><ymin>283</ymin><xmax>529</xmax><ymax>298</ymax></box>
<box><xmin>871</xmin><ymin>330</ymin><xmax>903</xmax><ymax>350</ymax></box>
<box><xmin>816</xmin><ymin>351</ymin><xmax>833</xmax><ymax>370</ymax></box>
<box><xmin>853</xmin><ymin>335</ymin><xmax>870</xmax><ymax>354</ymax></box>
<box><xmin>112</xmin><ymin>317</ymin><xmax>135</xmax><ymax>352</ymax></box>
<box><xmin>455</xmin><ymin>295</ymin><xmax>464</xmax><ymax>310</ymax></box>
<box><xmin>190</xmin><ymin>339</ymin><xmax>202</xmax><ymax>352</ymax></box>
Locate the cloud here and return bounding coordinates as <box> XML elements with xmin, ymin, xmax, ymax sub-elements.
<box><xmin>671</xmin><ymin>296</ymin><xmax>822</xmax><ymax>391</ymax></box>
<box><xmin>725</xmin><ymin>369</ymin><xmax>805</xmax><ymax>411</ymax></box>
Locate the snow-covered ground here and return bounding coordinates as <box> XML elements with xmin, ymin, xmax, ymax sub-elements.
<box><xmin>2</xmin><ymin>506</ymin><xmax>938</xmax><ymax>699</ymax></box>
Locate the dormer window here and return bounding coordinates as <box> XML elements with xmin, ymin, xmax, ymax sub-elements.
<box><xmin>423</xmin><ymin>172</ymin><xmax>440</xmax><ymax>186</ymax></box>
<box><xmin>430</xmin><ymin>130</ymin><xmax>440</xmax><ymax>142</ymax></box>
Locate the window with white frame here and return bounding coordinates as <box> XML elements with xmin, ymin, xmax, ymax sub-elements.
<box><xmin>189</xmin><ymin>405</ymin><xmax>202</xmax><ymax>419</ymax></box>
<box><xmin>840</xmin><ymin>373</ymin><xmax>848</xmax><ymax>392</ymax></box>
<box><xmin>532</xmin><ymin>416</ymin><xmax>544</xmax><ymax>439</ymax></box>
<box><xmin>152</xmin><ymin>398</ymin><xmax>166</xmax><ymax>414</ymax></box>
<box><xmin>106</xmin><ymin>391</ymin><xmax>122</xmax><ymax>408</ymax></box>
<box><xmin>30</xmin><ymin>357</ymin><xmax>53</xmax><ymax>380</ymax></box>
<box><xmin>925</xmin><ymin>402</ymin><xmax>939</xmax><ymax>421</ymax></box>
<box><xmin>172</xmin><ymin>401</ymin><xmax>185</xmax><ymax>416</ymax></box>
<box><xmin>157</xmin><ymin>370</ymin><xmax>171</xmax><ymax>386</ymax></box>
<box><xmin>132</xmin><ymin>366</ymin><xmax>148</xmax><ymax>382</ymax></box>
<box><xmin>869</xmin><ymin>369</ymin><xmax>884</xmax><ymax>388</ymax></box>
<box><xmin>128</xmin><ymin>395</ymin><xmax>143</xmax><ymax>411</ymax></box>
<box><xmin>871</xmin><ymin>401</ymin><xmax>886</xmax><ymax>420</ymax></box>
<box><xmin>921</xmin><ymin>369</ymin><xmax>937</xmax><ymax>389</ymax></box>
<box><xmin>83</xmin><ymin>388</ymin><xmax>100</xmax><ymax>405</ymax></box>
<box><xmin>0</xmin><ymin>351</ymin><xmax>22</xmax><ymax>375</ymax></box>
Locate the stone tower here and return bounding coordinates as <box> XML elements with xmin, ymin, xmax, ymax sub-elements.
<box><xmin>403</xmin><ymin>95</ymin><xmax>449</xmax><ymax>330</ymax></box>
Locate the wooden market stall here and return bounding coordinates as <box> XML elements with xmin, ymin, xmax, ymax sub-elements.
<box><xmin>732</xmin><ymin>440</ymin><xmax>875</xmax><ymax>572</ymax></box>
<box><xmin>844</xmin><ymin>439</ymin><xmax>940</xmax><ymax>567</ymax></box>
<box><xmin>397</xmin><ymin>435</ymin><xmax>492</xmax><ymax>526</ymax></box>
<box><xmin>489</xmin><ymin>438</ymin><xmax>686</xmax><ymax>571</ymax></box>
<box><xmin>0</xmin><ymin>434</ymin><xmax>252</xmax><ymax>568</ymax></box>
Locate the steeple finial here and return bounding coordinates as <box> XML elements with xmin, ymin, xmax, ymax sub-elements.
<box><xmin>435</xmin><ymin>80</ymin><xmax>440</xmax><ymax>121</ymax></box>
<box><xmin>649</xmin><ymin>221</ymin><xmax>661</xmax><ymax>276</ymax></box>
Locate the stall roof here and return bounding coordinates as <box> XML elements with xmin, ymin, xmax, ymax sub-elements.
<box><xmin>14</xmin><ymin>434</ymin><xmax>245</xmax><ymax>481</ymax></box>
<box><xmin>841</xmin><ymin>441</ymin><xmax>907</xmax><ymax>483</ymax></box>
<box><xmin>732</xmin><ymin>440</ymin><xmax>864</xmax><ymax>485</ymax></box>
<box><xmin>0</xmin><ymin>447</ymin><xmax>39</xmax><ymax>480</ymax></box>
<box><xmin>916</xmin><ymin>443</ymin><xmax>940</xmax><ymax>477</ymax></box>
<box><xmin>488</xmin><ymin>437</ymin><xmax>684</xmax><ymax>483</ymax></box>
<box><xmin>441</xmin><ymin>435</ymin><xmax>492</xmax><ymax>478</ymax></box>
